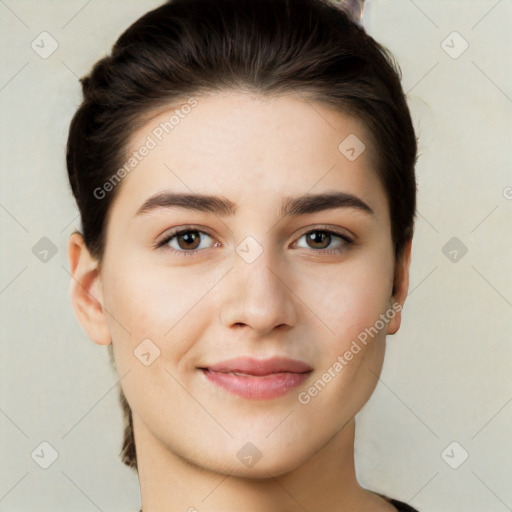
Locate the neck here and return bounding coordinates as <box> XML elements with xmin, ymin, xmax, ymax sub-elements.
<box><xmin>134</xmin><ymin>416</ymin><xmax>392</xmax><ymax>512</ymax></box>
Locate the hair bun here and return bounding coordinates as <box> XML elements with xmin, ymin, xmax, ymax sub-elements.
<box><xmin>332</xmin><ymin>0</ymin><xmax>366</xmax><ymax>25</ymax></box>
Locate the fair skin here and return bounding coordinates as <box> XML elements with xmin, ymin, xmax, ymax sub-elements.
<box><xmin>68</xmin><ymin>91</ymin><xmax>412</xmax><ymax>512</ymax></box>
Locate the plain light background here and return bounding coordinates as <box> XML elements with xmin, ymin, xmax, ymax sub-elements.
<box><xmin>1</xmin><ymin>1</ymin><xmax>511</xmax><ymax>511</ymax></box>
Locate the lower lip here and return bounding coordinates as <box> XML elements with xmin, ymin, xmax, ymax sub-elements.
<box><xmin>201</xmin><ymin>369</ymin><xmax>311</xmax><ymax>400</ymax></box>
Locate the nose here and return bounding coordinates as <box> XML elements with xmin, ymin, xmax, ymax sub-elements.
<box><xmin>219</xmin><ymin>248</ymin><xmax>298</xmax><ymax>336</ymax></box>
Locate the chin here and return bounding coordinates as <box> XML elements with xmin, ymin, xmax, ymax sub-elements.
<box><xmin>217</xmin><ymin>454</ymin><xmax>307</xmax><ymax>480</ymax></box>
<box><xmin>195</xmin><ymin>436</ymin><xmax>317</xmax><ymax>480</ymax></box>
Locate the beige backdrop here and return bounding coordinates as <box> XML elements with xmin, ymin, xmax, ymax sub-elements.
<box><xmin>1</xmin><ymin>1</ymin><xmax>511</xmax><ymax>511</ymax></box>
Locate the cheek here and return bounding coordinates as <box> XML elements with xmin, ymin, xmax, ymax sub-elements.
<box><xmin>101</xmin><ymin>258</ymin><xmax>216</xmax><ymax>369</ymax></box>
<box><xmin>308</xmin><ymin>244</ymin><xmax>395</xmax><ymax>412</ymax></box>
<box><xmin>297</xmin><ymin>249</ymin><xmax>395</xmax><ymax>352</ymax></box>
<box><xmin>295</xmin><ymin>256</ymin><xmax>392</xmax><ymax>420</ymax></box>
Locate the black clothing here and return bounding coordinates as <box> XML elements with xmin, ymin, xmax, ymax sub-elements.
<box><xmin>388</xmin><ymin>497</ymin><xmax>420</xmax><ymax>511</ymax></box>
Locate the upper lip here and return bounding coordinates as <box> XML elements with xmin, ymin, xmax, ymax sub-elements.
<box><xmin>201</xmin><ymin>356</ymin><xmax>313</xmax><ymax>376</ymax></box>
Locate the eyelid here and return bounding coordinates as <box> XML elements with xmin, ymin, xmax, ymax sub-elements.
<box><xmin>295</xmin><ymin>224</ymin><xmax>355</xmax><ymax>242</ymax></box>
<box><xmin>155</xmin><ymin>224</ymin><xmax>216</xmax><ymax>247</ymax></box>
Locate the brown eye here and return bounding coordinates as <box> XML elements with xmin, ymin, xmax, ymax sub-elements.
<box><xmin>175</xmin><ymin>231</ymin><xmax>202</xmax><ymax>250</ymax></box>
<box><xmin>305</xmin><ymin>231</ymin><xmax>331</xmax><ymax>250</ymax></box>
<box><xmin>158</xmin><ymin>228</ymin><xmax>216</xmax><ymax>255</ymax></box>
<box><xmin>295</xmin><ymin>229</ymin><xmax>353</xmax><ymax>254</ymax></box>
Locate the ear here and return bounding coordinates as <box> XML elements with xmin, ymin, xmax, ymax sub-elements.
<box><xmin>386</xmin><ymin>238</ymin><xmax>412</xmax><ymax>335</ymax></box>
<box><xmin>68</xmin><ymin>232</ymin><xmax>111</xmax><ymax>345</ymax></box>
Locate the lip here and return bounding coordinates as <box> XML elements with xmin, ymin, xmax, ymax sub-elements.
<box><xmin>199</xmin><ymin>357</ymin><xmax>313</xmax><ymax>400</ymax></box>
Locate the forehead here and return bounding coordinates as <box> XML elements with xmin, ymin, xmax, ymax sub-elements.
<box><xmin>110</xmin><ymin>91</ymin><xmax>388</xmax><ymax>221</ymax></box>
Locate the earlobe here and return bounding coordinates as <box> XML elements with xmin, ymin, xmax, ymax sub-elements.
<box><xmin>387</xmin><ymin>238</ymin><xmax>413</xmax><ymax>335</ymax></box>
<box><xmin>68</xmin><ymin>232</ymin><xmax>112</xmax><ymax>345</ymax></box>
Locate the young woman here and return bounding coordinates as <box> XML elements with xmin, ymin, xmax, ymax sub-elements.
<box><xmin>66</xmin><ymin>0</ymin><xmax>419</xmax><ymax>510</ymax></box>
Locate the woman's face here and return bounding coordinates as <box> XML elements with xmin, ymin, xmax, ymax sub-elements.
<box><xmin>77</xmin><ymin>91</ymin><xmax>409</xmax><ymax>477</ymax></box>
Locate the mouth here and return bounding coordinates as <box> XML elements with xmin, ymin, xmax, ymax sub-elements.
<box><xmin>199</xmin><ymin>356</ymin><xmax>313</xmax><ymax>400</ymax></box>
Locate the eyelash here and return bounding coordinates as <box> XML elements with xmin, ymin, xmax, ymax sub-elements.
<box><xmin>156</xmin><ymin>225</ymin><xmax>354</xmax><ymax>258</ymax></box>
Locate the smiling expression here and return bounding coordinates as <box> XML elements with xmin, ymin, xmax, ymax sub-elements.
<box><xmin>88</xmin><ymin>90</ymin><xmax>405</xmax><ymax>477</ymax></box>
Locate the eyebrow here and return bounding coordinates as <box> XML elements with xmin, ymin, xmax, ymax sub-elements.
<box><xmin>135</xmin><ymin>191</ymin><xmax>374</xmax><ymax>218</ymax></box>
